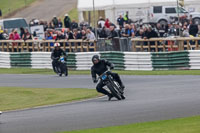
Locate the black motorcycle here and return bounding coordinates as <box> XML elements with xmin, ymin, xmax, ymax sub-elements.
<box><xmin>98</xmin><ymin>70</ymin><xmax>124</xmax><ymax>100</ymax></box>
<box><xmin>55</xmin><ymin>56</ymin><xmax>68</xmax><ymax>77</ymax></box>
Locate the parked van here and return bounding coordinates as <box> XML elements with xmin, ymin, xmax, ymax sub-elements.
<box><xmin>0</xmin><ymin>18</ymin><xmax>29</xmax><ymax>33</ymax></box>
<box><xmin>149</xmin><ymin>6</ymin><xmax>200</xmax><ymax>25</ymax></box>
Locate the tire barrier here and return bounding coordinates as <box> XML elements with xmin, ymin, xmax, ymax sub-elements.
<box><xmin>151</xmin><ymin>51</ymin><xmax>190</xmax><ymax>70</ymax></box>
<box><xmin>0</xmin><ymin>51</ymin><xmax>200</xmax><ymax>70</ymax></box>
<box><xmin>189</xmin><ymin>50</ymin><xmax>200</xmax><ymax>70</ymax></box>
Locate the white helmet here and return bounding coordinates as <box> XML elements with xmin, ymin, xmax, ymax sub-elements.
<box><xmin>54</xmin><ymin>43</ymin><xmax>60</xmax><ymax>47</ymax></box>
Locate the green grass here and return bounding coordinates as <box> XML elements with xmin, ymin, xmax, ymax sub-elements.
<box><xmin>59</xmin><ymin>115</ymin><xmax>200</xmax><ymax>133</ymax></box>
<box><xmin>1</xmin><ymin>68</ymin><xmax>200</xmax><ymax>75</ymax></box>
<box><xmin>0</xmin><ymin>87</ymin><xmax>99</xmax><ymax>111</ymax></box>
<box><xmin>0</xmin><ymin>0</ymin><xmax>36</xmax><ymax>17</ymax></box>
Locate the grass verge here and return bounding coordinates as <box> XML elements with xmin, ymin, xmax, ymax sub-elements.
<box><xmin>1</xmin><ymin>68</ymin><xmax>200</xmax><ymax>75</ymax></box>
<box><xmin>59</xmin><ymin>115</ymin><xmax>200</xmax><ymax>133</ymax></box>
<box><xmin>0</xmin><ymin>87</ymin><xmax>99</xmax><ymax>111</ymax></box>
<box><xmin>0</xmin><ymin>0</ymin><xmax>37</xmax><ymax>17</ymax></box>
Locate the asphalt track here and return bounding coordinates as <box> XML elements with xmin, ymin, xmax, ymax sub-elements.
<box><xmin>0</xmin><ymin>74</ymin><xmax>200</xmax><ymax>133</ymax></box>
<box><xmin>10</xmin><ymin>0</ymin><xmax>77</xmax><ymax>22</ymax></box>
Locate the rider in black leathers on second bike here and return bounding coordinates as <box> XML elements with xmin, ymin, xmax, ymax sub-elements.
<box><xmin>91</xmin><ymin>55</ymin><xmax>125</xmax><ymax>100</ymax></box>
<box><xmin>51</xmin><ymin>43</ymin><xmax>68</xmax><ymax>76</ymax></box>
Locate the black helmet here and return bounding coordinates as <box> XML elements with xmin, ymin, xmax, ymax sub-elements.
<box><xmin>92</xmin><ymin>55</ymin><xmax>100</xmax><ymax>63</ymax></box>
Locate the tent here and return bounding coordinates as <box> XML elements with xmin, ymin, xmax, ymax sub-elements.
<box><xmin>78</xmin><ymin>0</ymin><xmax>200</xmax><ymax>24</ymax></box>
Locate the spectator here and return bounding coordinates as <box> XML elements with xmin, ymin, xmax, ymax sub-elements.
<box><xmin>45</xmin><ymin>32</ymin><xmax>54</xmax><ymax>46</ymax></box>
<box><xmin>81</xmin><ymin>30</ymin><xmax>87</xmax><ymax>40</ymax></box>
<box><xmin>13</xmin><ymin>29</ymin><xmax>21</xmax><ymax>40</ymax></box>
<box><xmin>124</xmin><ymin>11</ymin><xmax>129</xmax><ymax>24</ymax></box>
<box><xmin>64</xmin><ymin>13</ymin><xmax>71</xmax><ymax>28</ymax></box>
<box><xmin>182</xmin><ymin>26</ymin><xmax>190</xmax><ymax>37</ymax></box>
<box><xmin>0</xmin><ymin>30</ymin><xmax>5</xmax><ymax>40</ymax></box>
<box><xmin>135</xmin><ymin>29</ymin><xmax>145</xmax><ymax>38</ymax></box>
<box><xmin>22</xmin><ymin>29</ymin><xmax>32</xmax><ymax>40</ymax></box>
<box><xmin>156</xmin><ymin>23</ymin><xmax>166</xmax><ymax>37</ymax></box>
<box><xmin>66</xmin><ymin>28</ymin><xmax>74</xmax><ymax>40</ymax></box>
<box><xmin>52</xmin><ymin>16</ymin><xmax>59</xmax><ymax>28</ymax></box>
<box><xmin>20</xmin><ymin>27</ymin><xmax>25</xmax><ymax>38</ymax></box>
<box><xmin>2</xmin><ymin>30</ymin><xmax>9</xmax><ymax>40</ymax></box>
<box><xmin>108</xmin><ymin>26</ymin><xmax>118</xmax><ymax>39</ymax></box>
<box><xmin>104</xmin><ymin>18</ymin><xmax>110</xmax><ymax>28</ymax></box>
<box><xmin>117</xmin><ymin>15</ymin><xmax>125</xmax><ymax>28</ymax></box>
<box><xmin>71</xmin><ymin>20</ymin><xmax>78</xmax><ymax>30</ymax></box>
<box><xmin>86</xmin><ymin>28</ymin><xmax>96</xmax><ymax>41</ymax></box>
<box><xmin>56</xmin><ymin>31</ymin><xmax>65</xmax><ymax>40</ymax></box>
<box><xmin>99</xmin><ymin>26</ymin><xmax>108</xmax><ymax>38</ymax></box>
<box><xmin>73</xmin><ymin>29</ymin><xmax>82</xmax><ymax>39</ymax></box>
<box><xmin>58</xmin><ymin>18</ymin><xmax>63</xmax><ymax>28</ymax></box>
<box><xmin>97</xmin><ymin>16</ymin><xmax>105</xmax><ymax>28</ymax></box>
<box><xmin>122</xmin><ymin>24</ymin><xmax>132</xmax><ymax>37</ymax></box>
<box><xmin>189</xmin><ymin>20</ymin><xmax>198</xmax><ymax>37</ymax></box>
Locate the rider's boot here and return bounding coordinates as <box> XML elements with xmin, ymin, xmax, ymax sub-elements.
<box><xmin>108</xmin><ymin>94</ymin><xmax>113</xmax><ymax>101</ymax></box>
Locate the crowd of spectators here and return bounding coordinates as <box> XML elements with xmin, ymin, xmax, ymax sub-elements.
<box><xmin>1</xmin><ymin>12</ymin><xmax>200</xmax><ymax>42</ymax></box>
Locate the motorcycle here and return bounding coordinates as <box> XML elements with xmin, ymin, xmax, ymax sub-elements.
<box><xmin>98</xmin><ymin>70</ymin><xmax>124</xmax><ymax>100</ymax></box>
<box><xmin>55</xmin><ymin>56</ymin><xmax>68</xmax><ymax>77</ymax></box>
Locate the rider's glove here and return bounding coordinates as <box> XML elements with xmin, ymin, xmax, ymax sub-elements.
<box><xmin>54</xmin><ymin>57</ymin><xmax>59</xmax><ymax>60</ymax></box>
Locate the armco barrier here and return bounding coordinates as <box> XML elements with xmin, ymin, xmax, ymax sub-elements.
<box><xmin>124</xmin><ymin>52</ymin><xmax>153</xmax><ymax>70</ymax></box>
<box><xmin>189</xmin><ymin>50</ymin><xmax>200</xmax><ymax>69</ymax></box>
<box><xmin>0</xmin><ymin>52</ymin><xmax>10</xmax><ymax>68</ymax></box>
<box><xmin>151</xmin><ymin>51</ymin><xmax>190</xmax><ymax>70</ymax></box>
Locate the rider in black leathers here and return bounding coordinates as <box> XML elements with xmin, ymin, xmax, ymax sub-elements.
<box><xmin>91</xmin><ymin>55</ymin><xmax>125</xmax><ymax>100</ymax></box>
<box><xmin>51</xmin><ymin>43</ymin><xmax>67</xmax><ymax>76</ymax></box>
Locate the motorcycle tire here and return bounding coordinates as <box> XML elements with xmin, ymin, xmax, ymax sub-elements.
<box><xmin>107</xmin><ymin>83</ymin><xmax>122</xmax><ymax>100</ymax></box>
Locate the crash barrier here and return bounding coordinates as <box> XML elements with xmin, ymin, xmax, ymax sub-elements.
<box><xmin>124</xmin><ymin>52</ymin><xmax>153</xmax><ymax>70</ymax></box>
<box><xmin>0</xmin><ymin>52</ymin><xmax>10</xmax><ymax>68</ymax></box>
<box><xmin>0</xmin><ymin>40</ymin><xmax>97</xmax><ymax>52</ymax></box>
<box><xmin>188</xmin><ymin>50</ymin><xmax>200</xmax><ymax>70</ymax></box>
<box><xmin>151</xmin><ymin>51</ymin><xmax>190</xmax><ymax>70</ymax></box>
<box><xmin>0</xmin><ymin>51</ymin><xmax>200</xmax><ymax>70</ymax></box>
<box><xmin>131</xmin><ymin>37</ymin><xmax>200</xmax><ymax>52</ymax></box>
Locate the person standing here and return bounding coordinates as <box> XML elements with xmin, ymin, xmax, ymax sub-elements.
<box><xmin>64</xmin><ymin>14</ymin><xmax>71</xmax><ymax>29</ymax></box>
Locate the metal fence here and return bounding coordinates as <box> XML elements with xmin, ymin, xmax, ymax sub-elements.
<box><xmin>97</xmin><ymin>37</ymin><xmax>132</xmax><ymax>52</ymax></box>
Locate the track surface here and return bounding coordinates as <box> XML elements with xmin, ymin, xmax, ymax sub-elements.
<box><xmin>10</xmin><ymin>0</ymin><xmax>77</xmax><ymax>22</ymax></box>
<box><xmin>0</xmin><ymin>74</ymin><xmax>200</xmax><ymax>133</ymax></box>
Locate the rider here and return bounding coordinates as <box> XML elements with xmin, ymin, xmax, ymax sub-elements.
<box><xmin>51</xmin><ymin>43</ymin><xmax>67</xmax><ymax>76</ymax></box>
<box><xmin>91</xmin><ymin>55</ymin><xmax>125</xmax><ymax>100</ymax></box>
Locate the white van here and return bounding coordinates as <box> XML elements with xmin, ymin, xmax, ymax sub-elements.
<box><xmin>0</xmin><ymin>18</ymin><xmax>29</xmax><ymax>33</ymax></box>
<box><xmin>149</xmin><ymin>6</ymin><xmax>200</xmax><ymax>25</ymax></box>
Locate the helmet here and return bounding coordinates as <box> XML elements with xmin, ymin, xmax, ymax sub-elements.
<box><xmin>54</xmin><ymin>43</ymin><xmax>60</xmax><ymax>47</ymax></box>
<box><xmin>92</xmin><ymin>55</ymin><xmax>100</xmax><ymax>63</ymax></box>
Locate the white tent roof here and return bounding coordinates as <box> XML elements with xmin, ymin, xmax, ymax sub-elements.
<box><xmin>78</xmin><ymin>0</ymin><xmax>198</xmax><ymax>11</ymax></box>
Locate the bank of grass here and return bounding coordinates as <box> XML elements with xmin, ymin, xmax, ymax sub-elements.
<box><xmin>60</xmin><ymin>116</ymin><xmax>200</xmax><ymax>133</ymax></box>
<box><xmin>0</xmin><ymin>87</ymin><xmax>99</xmax><ymax>111</ymax></box>
<box><xmin>0</xmin><ymin>0</ymin><xmax>37</xmax><ymax>17</ymax></box>
<box><xmin>1</xmin><ymin>68</ymin><xmax>200</xmax><ymax>75</ymax></box>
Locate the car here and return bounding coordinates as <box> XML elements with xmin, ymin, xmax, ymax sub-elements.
<box><xmin>0</xmin><ymin>18</ymin><xmax>30</xmax><ymax>34</ymax></box>
<box><xmin>149</xmin><ymin>6</ymin><xmax>200</xmax><ymax>25</ymax></box>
